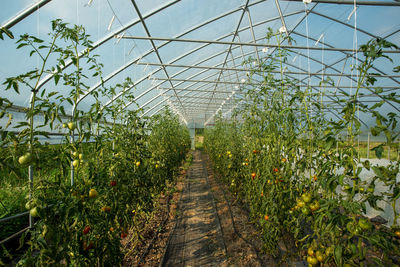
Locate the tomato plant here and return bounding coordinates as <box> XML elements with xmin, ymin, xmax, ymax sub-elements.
<box><xmin>205</xmin><ymin>29</ymin><xmax>400</xmax><ymax>265</ymax></box>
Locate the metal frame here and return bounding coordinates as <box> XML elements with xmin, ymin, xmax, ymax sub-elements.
<box><xmin>282</xmin><ymin>0</ymin><xmax>400</xmax><ymax>6</ymax></box>
<box><xmin>97</xmin><ymin>3</ymin><xmax>304</xmax><ymax>114</ymax></box>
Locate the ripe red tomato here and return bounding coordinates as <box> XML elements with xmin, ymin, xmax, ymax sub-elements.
<box><xmin>82</xmin><ymin>225</ymin><xmax>91</xmax><ymax>235</ymax></box>
<box><xmin>83</xmin><ymin>240</ymin><xmax>94</xmax><ymax>250</ymax></box>
<box><xmin>101</xmin><ymin>206</ymin><xmax>111</xmax><ymax>212</ymax></box>
<box><xmin>110</xmin><ymin>180</ymin><xmax>117</xmax><ymax>187</ymax></box>
<box><xmin>251</xmin><ymin>173</ymin><xmax>256</xmax><ymax>179</ymax></box>
<box><xmin>273</xmin><ymin>168</ymin><xmax>278</xmax><ymax>173</ymax></box>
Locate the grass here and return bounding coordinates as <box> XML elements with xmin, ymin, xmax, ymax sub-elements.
<box><xmin>195</xmin><ymin>135</ymin><xmax>204</xmax><ymax>150</ymax></box>
<box><xmin>339</xmin><ymin>141</ymin><xmax>399</xmax><ymax>161</ymax></box>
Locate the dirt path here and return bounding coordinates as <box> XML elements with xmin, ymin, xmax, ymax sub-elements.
<box><xmin>162</xmin><ymin>150</ymin><xmax>227</xmax><ymax>266</ymax></box>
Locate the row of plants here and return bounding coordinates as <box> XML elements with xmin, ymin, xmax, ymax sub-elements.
<box><xmin>204</xmin><ymin>31</ymin><xmax>400</xmax><ymax>266</ymax></box>
<box><xmin>0</xmin><ymin>20</ymin><xmax>190</xmax><ymax>266</ymax></box>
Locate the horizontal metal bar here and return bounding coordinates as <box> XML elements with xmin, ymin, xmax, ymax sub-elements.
<box><xmin>154</xmin><ymin>78</ymin><xmax>249</xmax><ymax>85</ymax></box>
<box><xmin>0</xmin><ymin>210</ymin><xmax>29</xmax><ymax>223</ymax></box>
<box><xmin>282</xmin><ymin>0</ymin><xmax>400</xmax><ymax>6</ymax></box>
<box><xmin>158</xmin><ymin>87</ymin><xmax>242</xmax><ymax>94</ymax></box>
<box><xmin>116</xmin><ymin>35</ymin><xmax>400</xmax><ymax>53</ymax></box>
<box><xmin>1</xmin><ymin>0</ymin><xmax>52</xmax><ymax>30</ymax></box>
<box><xmin>135</xmin><ymin>62</ymin><xmax>400</xmax><ymax>78</ymax></box>
<box><xmin>0</xmin><ymin>226</ymin><xmax>30</xmax><ymax>245</ymax></box>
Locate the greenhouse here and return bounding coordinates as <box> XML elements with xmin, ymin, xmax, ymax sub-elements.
<box><xmin>0</xmin><ymin>0</ymin><xmax>399</xmax><ymax>266</ymax></box>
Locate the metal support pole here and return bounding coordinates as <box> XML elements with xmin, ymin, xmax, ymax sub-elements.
<box><xmin>28</xmin><ymin>165</ymin><xmax>33</xmax><ymax>228</ymax></box>
<box><xmin>70</xmin><ymin>133</ymin><xmax>74</xmax><ymax>186</ymax></box>
<box><xmin>246</xmin><ymin>8</ymin><xmax>261</xmax><ymax>65</ymax></box>
<box><xmin>367</xmin><ymin>132</ymin><xmax>370</xmax><ymax>159</ymax></box>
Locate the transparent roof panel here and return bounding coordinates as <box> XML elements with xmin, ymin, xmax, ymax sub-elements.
<box><xmin>0</xmin><ymin>0</ymin><xmax>399</xmax><ymax>128</ymax></box>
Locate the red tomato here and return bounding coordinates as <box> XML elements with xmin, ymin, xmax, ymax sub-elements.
<box><xmin>82</xmin><ymin>225</ymin><xmax>91</xmax><ymax>235</ymax></box>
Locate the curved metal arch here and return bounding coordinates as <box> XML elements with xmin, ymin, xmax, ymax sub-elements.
<box><xmin>284</xmin><ymin>45</ymin><xmax>400</xmax><ymax>113</ymax></box>
<box><xmin>291</xmin><ymin>30</ymin><xmax>400</xmax><ymax>87</ymax></box>
<box><xmin>161</xmin><ymin>46</ymin><xmax>368</xmax><ymax>126</ymax></box>
<box><xmin>110</xmin><ymin>2</ymin><xmax>398</xmax><ymax>117</ymax></box>
<box><xmin>84</xmin><ymin>0</ymin><xmax>281</xmax><ymax>113</ymax></box>
<box><xmin>32</xmin><ymin>0</ymin><xmax>181</xmax><ymax>108</ymax></box>
<box><xmin>102</xmin><ymin>9</ymin><xmax>306</xmax><ymax>113</ymax></box>
<box><xmin>131</xmin><ymin>0</ymin><xmax>188</xmax><ymax>120</ymax></box>
<box><xmin>165</xmin><ymin>27</ymin><xmax>400</xmax><ymax>113</ymax></box>
<box><xmin>136</xmin><ymin>67</ymin><xmax>241</xmax><ymax>112</ymax></box>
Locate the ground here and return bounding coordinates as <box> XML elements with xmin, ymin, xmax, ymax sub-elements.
<box><xmin>124</xmin><ymin>150</ymin><xmax>287</xmax><ymax>266</ymax></box>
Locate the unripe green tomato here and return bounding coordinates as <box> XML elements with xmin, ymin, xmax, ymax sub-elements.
<box><xmin>72</xmin><ymin>160</ymin><xmax>80</xmax><ymax>168</ymax></box>
<box><xmin>18</xmin><ymin>152</ymin><xmax>32</xmax><ymax>165</ymax></box>
<box><xmin>358</xmin><ymin>218</ymin><xmax>372</xmax><ymax>230</ymax></box>
<box><xmin>67</xmin><ymin>122</ymin><xmax>76</xmax><ymax>131</ymax></box>
<box><xmin>315</xmin><ymin>250</ymin><xmax>325</xmax><ymax>262</ymax></box>
<box><xmin>325</xmin><ymin>246</ymin><xmax>334</xmax><ymax>256</ymax></box>
<box><xmin>302</xmin><ymin>206</ymin><xmax>311</xmax><ymax>216</ymax></box>
<box><xmin>73</xmin><ymin>152</ymin><xmax>78</xmax><ymax>158</ymax></box>
<box><xmin>297</xmin><ymin>199</ymin><xmax>306</xmax><ymax>208</ymax></box>
<box><xmin>301</xmin><ymin>192</ymin><xmax>312</xmax><ymax>203</ymax></box>
<box><xmin>307</xmin><ymin>256</ymin><xmax>318</xmax><ymax>265</ymax></box>
<box><xmin>30</xmin><ymin>207</ymin><xmax>39</xmax><ymax>218</ymax></box>
<box><xmin>25</xmin><ymin>201</ymin><xmax>32</xmax><ymax>210</ymax></box>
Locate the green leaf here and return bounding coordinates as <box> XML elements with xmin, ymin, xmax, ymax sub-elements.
<box><xmin>362</xmin><ymin>160</ymin><xmax>370</xmax><ymax>170</ymax></box>
<box><xmin>371</xmin><ymin>144</ymin><xmax>384</xmax><ymax>159</ymax></box>
<box><xmin>12</xmin><ymin>81</ymin><xmax>19</xmax><ymax>94</ymax></box>
<box><xmin>334</xmin><ymin>245</ymin><xmax>343</xmax><ymax>266</ymax></box>
<box><xmin>17</xmin><ymin>43</ymin><xmax>28</xmax><ymax>49</ymax></box>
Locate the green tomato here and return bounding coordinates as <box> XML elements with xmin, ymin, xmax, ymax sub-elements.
<box><xmin>30</xmin><ymin>207</ymin><xmax>39</xmax><ymax>218</ymax></box>
<box><xmin>302</xmin><ymin>206</ymin><xmax>311</xmax><ymax>216</ymax></box>
<box><xmin>297</xmin><ymin>198</ymin><xmax>306</xmax><ymax>208</ymax></box>
<box><xmin>72</xmin><ymin>160</ymin><xmax>80</xmax><ymax>168</ymax></box>
<box><xmin>67</xmin><ymin>122</ymin><xmax>76</xmax><ymax>131</ymax></box>
<box><xmin>301</xmin><ymin>192</ymin><xmax>312</xmax><ymax>203</ymax></box>
<box><xmin>307</xmin><ymin>256</ymin><xmax>318</xmax><ymax>265</ymax></box>
<box><xmin>325</xmin><ymin>246</ymin><xmax>334</xmax><ymax>256</ymax></box>
<box><xmin>18</xmin><ymin>152</ymin><xmax>32</xmax><ymax>165</ymax></box>
<box><xmin>344</xmin><ymin>184</ymin><xmax>351</xmax><ymax>190</ymax></box>
<box><xmin>358</xmin><ymin>218</ymin><xmax>372</xmax><ymax>230</ymax></box>
<box><xmin>315</xmin><ymin>250</ymin><xmax>325</xmax><ymax>262</ymax></box>
<box><xmin>25</xmin><ymin>201</ymin><xmax>33</xmax><ymax>210</ymax></box>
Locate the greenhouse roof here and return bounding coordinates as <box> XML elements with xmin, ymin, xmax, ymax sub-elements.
<box><xmin>1</xmin><ymin>0</ymin><xmax>399</xmax><ymax>128</ymax></box>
